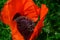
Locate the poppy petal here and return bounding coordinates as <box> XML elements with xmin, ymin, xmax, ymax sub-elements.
<box><xmin>29</xmin><ymin>4</ymin><xmax>48</xmax><ymax>40</ymax></box>
<box><xmin>9</xmin><ymin>21</ymin><xmax>24</xmax><ymax>40</ymax></box>
<box><xmin>1</xmin><ymin>0</ymin><xmax>23</xmax><ymax>24</ymax></box>
<box><xmin>23</xmin><ymin>0</ymin><xmax>40</xmax><ymax>22</ymax></box>
<box><xmin>30</xmin><ymin>18</ymin><xmax>44</xmax><ymax>40</ymax></box>
<box><xmin>40</xmin><ymin>4</ymin><xmax>48</xmax><ymax>20</ymax></box>
<box><xmin>1</xmin><ymin>0</ymin><xmax>25</xmax><ymax>40</ymax></box>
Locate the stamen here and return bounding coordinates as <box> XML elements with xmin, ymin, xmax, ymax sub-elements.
<box><xmin>15</xmin><ymin>16</ymin><xmax>35</xmax><ymax>40</ymax></box>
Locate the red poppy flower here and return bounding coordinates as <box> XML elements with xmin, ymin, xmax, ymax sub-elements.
<box><xmin>1</xmin><ymin>0</ymin><xmax>48</xmax><ymax>40</ymax></box>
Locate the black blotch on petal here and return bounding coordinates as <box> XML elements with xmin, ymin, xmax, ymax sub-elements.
<box><xmin>13</xmin><ymin>13</ymin><xmax>21</xmax><ymax>20</ymax></box>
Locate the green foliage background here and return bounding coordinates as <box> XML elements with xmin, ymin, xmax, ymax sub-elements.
<box><xmin>0</xmin><ymin>0</ymin><xmax>60</xmax><ymax>40</ymax></box>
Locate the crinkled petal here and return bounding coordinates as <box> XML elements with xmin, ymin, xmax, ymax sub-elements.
<box><xmin>30</xmin><ymin>4</ymin><xmax>48</xmax><ymax>40</ymax></box>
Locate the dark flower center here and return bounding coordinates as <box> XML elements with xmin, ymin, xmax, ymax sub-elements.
<box><xmin>13</xmin><ymin>14</ymin><xmax>35</xmax><ymax>40</ymax></box>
